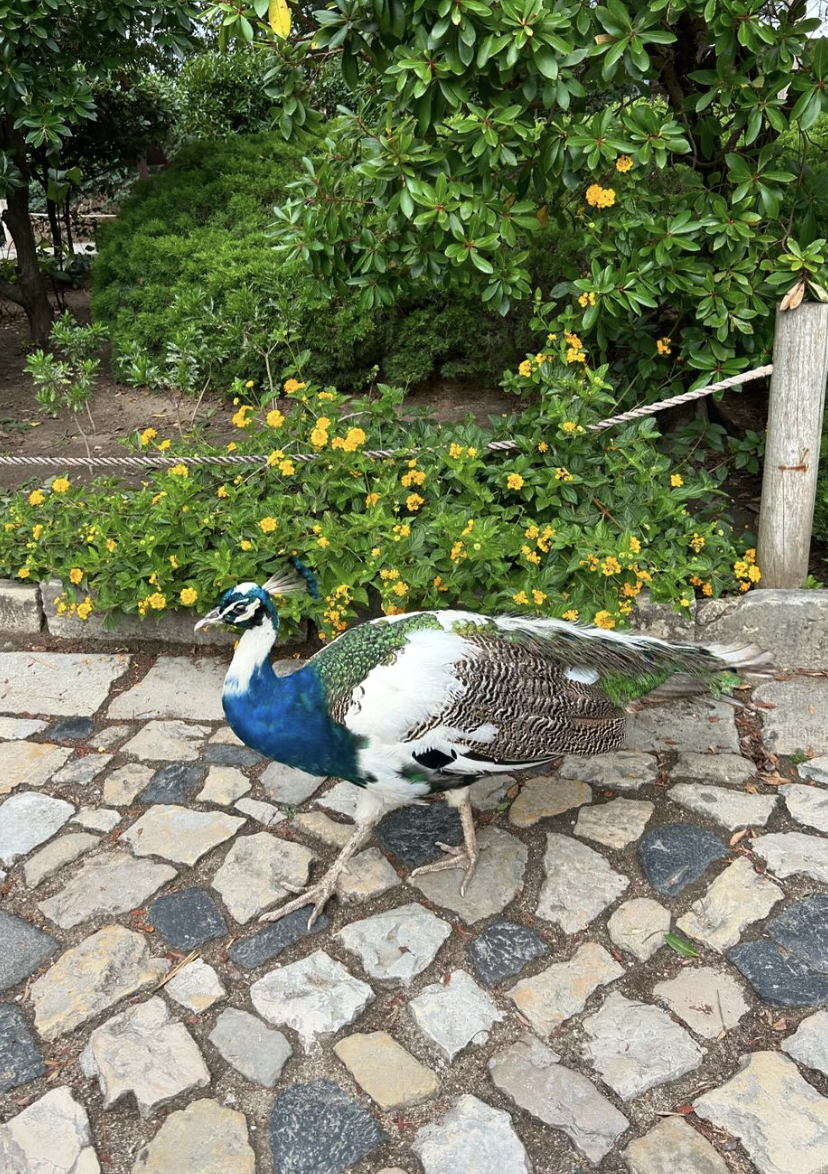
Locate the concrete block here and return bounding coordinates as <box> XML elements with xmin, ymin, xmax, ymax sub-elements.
<box><xmin>0</xmin><ymin>579</ymin><xmax>44</xmax><ymax>635</ymax></box>
<box><xmin>696</xmin><ymin>589</ymin><xmax>828</xmax><ymax>670</ymax></box>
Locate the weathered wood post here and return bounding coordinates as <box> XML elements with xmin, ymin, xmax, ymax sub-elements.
<box><xmin>757</xmin><ymin>302</ymin><xmax>828</xmax><ymax>588</ymax></box>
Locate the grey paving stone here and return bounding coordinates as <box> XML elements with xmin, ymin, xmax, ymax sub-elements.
<box><xmin>509</xmin><ymin>776</ymin><xmax>592</xmax><ymax>826</ymax></box>
<box><xmin>468</xmin><ymin>919</ymin><xmax>548</xmax><ymax>986</ymax></box>
<box><xmin>122</xmin><ymin>720</ymin><xmax>211</xmax><ymax>762</ymax></box>
<box><xmin>334</xmin><ymin>1031</ymin><xmax>439</xmax><ymax>1109</ymax></box>
<box><xmin>607</xmin><ymin>898</ymin><xmax>670</xmax><ymax>961</ymax></box>
<box><xmin>798</xmin><ymin>756</ymin><xmax>828</xmax><ymax>785</ymax></box>
<box><xmin>103</xmin><ymin>762</ymin><xmax>153</xmax><ymax>806</ymax></box>
<box><xmin>336</xmin><ymin>846</ymin><xmax>400</xmax><ymax>904</ymax></box>
<box><xmin>489</xmin><ymin>1034</ymin><xmax>628</xmax><ymax>1165</ymax></box>
<box><xmin>0</xmin><ymin>1087</ymin><xmax>99</xmax><ymax>1173</ymax></box>
<box><xmin>409</xmin><ymin>969</ymin><xmax>503</xmax><ymax>1060</ymax></box>
<box><xmin>0</xmin><ymin>650</ymin><xmax>128</xmax><ymax>715</ymax></box>
<box><xmin>0</xmin><ymin>739</ymin><xmax>72</xmax><ymax>795</ymax></box>
<box><xmin>638</xmin><ymin>823</ymin><xmax>728</xmax><ymax>895</ymax></box>
<box><xmin>376</xmin><ymin>802</ymin><xmax>462</xmax><ymax>867</ymax></box>
<box><xmin>293</xmin><ymin>811</ymin><xmax>352</xmax><ymax>848</ymax></box>
<box><xmin>138</xmin><ymin>762</ymin><xmax>207</xmax><ymax>804</ymax></box>
<box><xmin>337</xmin><ymin>902</ymin><xmax>451</xmax><ymax>984</ymax></box>
<box><xmin>38</xmin><ymin>850</ymin><xmax>177</xmax><ymax>929</ymax></box>
<box><xmin>108</xmin><ymin>656</ymin><xmax>226</xmax><ymax>720</ymax></box>
<box><xmin>0</xmin><ymin>912</ymin><xmax>59</xmax><ymax>992</ymax></box>
<box><xmin>234</xmin><ymin>796</ymin><xmax>283</xmax><ymax>826</ymax></box>
<box><xmin>508</xmin><ymin>942</ymin><xmax>623</xmax><ymax>1037</ymax></box>
<box><xmin>164</xmin><ymin>958</ymin><xmax>225</xmax><ymax>1014</ymax></box>
<box><xmin>671</xmin><ymin>751</ymin><xmax>756</xmax><ymax>786</ymax></box>
<box><xmin>626</xmin><ymin>699</ymin><xmax>740</xmax><ymax>753</ymax></box>
<box><xmin>53</xmin><ymin>753</ymin><xmax>113</xmax><ymax>787</ymax></box>
<box><xmin>46</xmin><ymin>716</ymin><xmax>94</xmax><ymax>741</ymax></box>
<box><xmin>669</xmin><ymin>782</ymin><xmax>777</xmax><ymax>830</ymax></box>
<box><xmin>0</xmin><ymin>717</ymin><xmax>46</xmax><ymax>739</ymax></box>
<box><xmin>123</xmin><ymin>804</ymin><xmax>245</xmax><ymax>866</ymax></box>
<box><xmin>767</xmin><ymin>895</ymin><xmax>828</xmax><ymax>972</ymax></box>
<box><xmin>677</xmin><ymin>856</ymin><xmax>783</xmax><ymax>951</ymax></box>
<box><xmin>624</xmin><ymin>1115</ymin><xmax>728</xmax><ymax>1174</ymax></box>
<box><xmin>413</xmin><ymin>1094</ymin><xmax>530</xmax><ymax>1174</ymax></box>
<box><xmin>204</xmin><ymin>742</ymin><xmax>263</xmax><ymax>767</ymax></box>
<box><xmin>198</xmin><ymin>766</ymin><xmax>251</xmax><ymax>806</ymax></box>
<box><xmin>581</xmin><ymin>991</ymin><xmax>704</xmax><ymax>1099</ymax></box>
<box><xmin>408</xmin><ymin>826</ymin><xmax>528</xmax><ymax>923</ymax></box>
<box><xmin>653</xmin><ymin>966</ymin><xmax>749</xmax><ymax>1038</ymax></box>
<box><xmin>23</xmin><ymin>832</ymin><xmax>99</xmax><ymax>887</ymax></box>
<box><xmin>90</xmin><ymin>723</ymin><xmax>132</xmax><ymax>750</ymax></box>
<box><xmin>251</xmin><ymin>950</ymin><xmax>374</xmax><ymax>1048</ymax></box>
<box><xmin>71</xmin><ymin>806</ymin><xmax>120</xmax><ymax>832</ymax></box>
<box><xmin>228</xmin><ymin>906</ymin><xmax>330</xmax><ymax>970</ymax></box>
<box><xmin>132</xmin><ymin>1098</ymin><xmax>255</xmax><ymax>1174</ymax></box>
<box><xmin>211</xmin><ymin>831</ymin><xmax>314</xmax><ymax>923</ymax></box>
<box><xmin>468</xmin><ymin>774</ymin><xmax>514</xmax><ymax>811</ymax></box>
<box><xmin>753</xmin><ymin>831</ymin><xmax>828</xmax><ymax>883</ymax></box>
<box><xmin>537</xmin><ymin>833</ymin><xmax>629</xmax><ymax>933</ymax></box>
<box><xmin>693</xmin><ymin>1050</ymin><xmax>828</xmax><ymax>1174</ymax></box>
<box><xmin>269</xmin><ymin>1080</ymin><xmax>388</xmax><ymax>1174</ymax></box>
<box><xmin>209</xmin><ymin>1008</ymin><xmax>292</xmax><ymax>1086</ymax></box>
<box><xmin>752</xmin><ymin>677</ymin><xmax>828</xmax><ymax>756</ymax></box>
<box><xmin>728</xmin><ymin>939</ymin><xmax>828</xmax><ymax>1007</ymax></box>
<box><xmin>558</xmin><ymin>750</ymin><xmax>657</xmax><ymax>791</ymax></box>
<box><xmin>780</xmin><ymin>782</ymin><xmax>828</xmax><ymax>833</ymax></box>
<box><xmin>0</xmin><ymin>1003</ymin><xmax>44</xmax><ymax>1092</ymax></box>
<box><xmin>79</xmin><ymin>996</ymin><xmax>210</xmax><ymax>1116</ymax></box>
<box><xmin>261</xmin><ymin>761</ymin><xmax>323</xmax><ymax>805</ymax></box>
<box><xmin>782</xmin><ymin>1009</ymin><xmax>828</xmax><ymax>1076</ymax></box>
<box><xmin>0</xmin><ymin>791</ymin><xmax>75</xmax><ymax>863</ymax></box>
<box><xmin>30</xmin><ymin>924</ymin><xmax>169</xmax><ymax>1040</ymax></box>
<box><xmin>148</xmin><ymin>887</ymin><xmax>227</xmax><ymax>950</ymax></box>
<box><xmin>575</xmin><ymin>798</ymin><xmax>654</xmax><ymax>848</ymax></box>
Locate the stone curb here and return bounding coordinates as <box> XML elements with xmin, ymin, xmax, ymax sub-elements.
<box><xmin>0</xmin><ymin>579</ymin><xmax>825</xmax><ymax>664</ymax></box>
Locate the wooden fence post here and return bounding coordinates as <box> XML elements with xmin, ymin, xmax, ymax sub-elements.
<box><xmin>757</xmin><ymin>302</ymin><xmax>828</xmax><ymax>588</ymax></box>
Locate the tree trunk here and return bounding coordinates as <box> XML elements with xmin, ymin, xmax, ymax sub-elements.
<box><xmin>0</xmin><ymin>181</ymin><xmax>54</xmax><ymax>343</ymax></box>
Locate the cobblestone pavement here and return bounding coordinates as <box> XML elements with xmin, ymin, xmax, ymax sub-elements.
<box><xmin>2</xmin><ymin>649</ymin><xmax>828</xmax><ymax>1174</ymax></box>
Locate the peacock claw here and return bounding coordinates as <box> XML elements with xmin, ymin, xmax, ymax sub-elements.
<box><xmin>259</xmin><ymin>876</ymin><xmax>339</xmax><ymax>929</ymax></box>
<box><xmin>410</xmin><ymin>840</ymin><xmax>485</xmax><ymax>896</ymax></box>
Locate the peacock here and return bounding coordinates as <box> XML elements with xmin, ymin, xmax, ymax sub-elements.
<box><xmin>195</xmin><ymin>561</ymin><xmax>771</xmax><ymax>926</ymax></box>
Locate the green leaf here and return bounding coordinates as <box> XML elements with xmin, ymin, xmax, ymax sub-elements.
<box><xmin>664</xmin><ymin>933</ymin><xmax>699</xmax><ymax>958</ymax></box>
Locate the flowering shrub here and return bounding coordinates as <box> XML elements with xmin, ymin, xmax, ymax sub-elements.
<box><xmin>1</xmin><ymin>345</ymin><xmax>758</xmax><ymax>639</ymax></box>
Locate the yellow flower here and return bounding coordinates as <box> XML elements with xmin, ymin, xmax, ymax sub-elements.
<box><xmin>245</xmin><ymin>380</ymin><xmax>255</xmax><ymax>389</ymax></box>
<box><xmin>231</xmin><ymin>404</ymin><xmax>255</xmax><ymax>428</ymax></box>
<box><xmin>76</xmin><ymin>598</ymin><xmax>93</xmax><ymax>620</ymax></box>
<box><xmin>28</xmin><ymin>490</ymin><xmax>45</xmax><ymax>506</ymax></box>
<box><xmin>406</xmin><ymin>493</ymin><xmax>425</xmax><ymax>511</ymax></box>
<box><xmin>513</xmin><ymin>590</ymin><xmax>529</xmax><ymax>605</ymax></box>
<box><xmin>532</xmin><ymin>589</ymin><xmax>546</xmax><ymax>605</ymax></box>
<box><xmin>449</xmin><ymin>442</ymin><xmax>464</xmax><ymax>459</ymax></box>
<box><xmin>566</xmin><ymin>347</ymin><xmax>587</xmax><ymax>364</ymax></box>
<box><xmin>518</xmin><ymin>359</ymin><xmax>533</xmax><ymax>377</ymax></box>
<box><xmin>158</xmin><ymin>439</ymin><xmax>171</xmax><ymax>451</ymax></box>
<box><xmin>745</xmin><ymin>547</ymin><xmax>757</xmax><ymax>564</ymax></box>
<box><xmin>690</xmin><ymin>533</ymin><xmax>705</xmax><ymax>553</ymax></box>
<box><xmin>748</xmin><ymin>564</ymin><xmax>762</xmax><ymax>583</ymax></box>
<box><xmin>622</xmin><ymin>581</ymin><xmax>642</xmax><ymax>598</ymax></box>
<box><xmin>393</xmin><ymin>581</ymin><xmax>408</xmax><ymax>597</ymax></box>
<box><xmin>562</xmin><ymin>608</ymin><xmax>579</xmax><ymax>622</ymax></box>
<box><xmin>739</xmin><ymin>580</ymin><xmax>751</xmax><ymax>592</ymax></box>
<box><xmin>629</xmin><ymin>536</ymin><xmax>641</xmax><ymax>554</ymax></box>
<box><xmin>345</xmin><ymin>427</ymin><xmax>366</xmax><ymax>450</ymax></box>
<box><xmin>226</xmin><ymin>441</ymin><xmax>237</xmax><ymax>452</ymax></box>
<box><xmin>69</xmin><ymin>567</ymin><xmax>83</xmax><ymax>585</ymax></box>
<box><xmin>450</xmin><ymin>541</ymin><xmax>465</xmax><ymax>561</ymax></box>
<box><xmin>17</xmin><ymin>567</ymin><xmax>30</xmax><ymax>579</ymax></box>
<box><xmin>148</xmin><ymin>592</ymin><xmax>166</xmax><ymax>610</ymax></box>
<box><xmin>107</xmin><ymin>539</ymin><xmax>116</xmax><ymax>552</ymax></box>
<box><xmin>151</xmin><ymin>492</ymin><xmax>166</xmax><ymax>506</ymax></box>
<box><xmin>656</xmin><ymin>337</ymin><xmax>672</xmax><ymax>356</ymax></box>
<box><xmin>259</xmin><ymin>517</ymin><xmax>277</xmax><ymax>533</ymax></box>
<box><xmin>365</xmin><ymin>492</ymin><xmax>381</xmax><ymax>507</ymax></box>
<box><xmin>577</xmin><ymin>291</ymin><xmax>597</xmax><ymax>308</ymax></box>
<box><xmin>616</xmin><ymin>155</ymin><xmax>633</xmax><ymax>172</ymax></box>
<box><xmin>217</xmin><ymin>485</ymin><xmax>229</xmax><ymax>498</ymax></box>
<box><xmin>317</xmin><ymin>536</ymin><xmax>330</xmax><ymax>548</ymax></box>
<box><xmin>169</xmin><ymin>464</ymin><xmax>189</xmax><ymax>478</ymax></box>
<box><xmin>680</xmin><ymin>597</ymin><xmax>692</xmax><ymax>608</ymax></box>
<box><xmin>594</xmin><ymin>610</ymin><xmax>616</xmax><ymax>630</ymax></box>
<box><xmin>538</xmin><ymin>441</ymin><xmax>549</xmax><ymax>453</ymax></box>
<box><xmin>52</xmin><ymin>477</ymin><xmax>70</xmax><ymax>494</ymax></box>
<box><xmin>371</xmin><ymin>546</ymin><xmax>381</xmax><ymax>557</ymax></box>
<box><xmin>240</xmin><ymin>540</ymin><xmax>252</xmax><ymax>551</ymax></box>
<box><xmin>561</xmin><ymin>421</ymin><xmax>577</xmax><ymax>433</ymax></box>
<box><xmin>267</xmin><ymin>409</ymin><xmax>285</xmax><ymax>429</ymax></box>
<box><xmin>180</xmin><ymin>587</ymin><xmax>198</xmax><ymax>606</ymax></box>
<box><xmin>670</xmin><ymin>473</ymin><xmax>684</xmax><ymax>487</ymax></box>
<box><xmin>525</xmin><ymin>525</ymin><xmax>539</xmax><ymax>540</ymax></box>
<box><xmin>283</xmin><ymin>378</ymin><xmax>306</xmax><ymax>393</ymax></box>
<box><xmin>507</xmin><ymin>473</ymin><xmax>525</xmax><ymax>491</ymax></box>
<box><xmin>601</xmin><ymin>557</ymin><xmax>621</xmax><ymax>576</ymax></box>
<box><xmin>279</xmin><ymin>459</ymin><xmax>295</xmax><ymax>476</ymax></box>
<box><xmin>310</xmin><ymin>427</ymin><xmax>329</xmax><ymax>448</ymax></box>
<box><xmin>140</xmin><ymin>427</ymin><xmax>157</xmax><ymax>447</ymax></box>
<box><xmin>32</xmin><ymin>524</ymin><xmax>43</xmax><ymax>539</ymax></box>
<box><xmin>585</xmin><ymin>184</ymin><xmax>616</xmax><ymax>208</ymax></box>
<box><xmin>169</xmin><ymin>555</ymin><xmax>179</xmax><ymax>569</ymax></box>
<box><xmin>318</xmin><ymin>390</ymin><xmax>335</xmax><ymax>401</ymax></box>
<box><xmin>702</xmin><ymin>581</ymin><xmax>713</xmax><ymax>596</ymax></box>
<box><xmin>467</xmin><ymin>447</ymin><xmax>478</xmax><ymax>458</ymax></box>
<box><xmin>555</xmin><ymin>466</ymin><xmax>574</xmax><ymax>481</ymax></box>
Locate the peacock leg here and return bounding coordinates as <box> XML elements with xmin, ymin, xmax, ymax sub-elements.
<box><xmin>409</xmin><ymin>786</ymin><xmax>481</xmax><ymax>896</ymax></box>
<box><xmin>259</xmin><ymin>787</ymin><xmax>395</xmax><ymax>929</ymax></box>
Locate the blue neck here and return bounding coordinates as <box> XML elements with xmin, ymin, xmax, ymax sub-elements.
<box><xmin>221</xmin><ymin>620</ymin><xmax>361</xmax><ymax>781</ymax></box>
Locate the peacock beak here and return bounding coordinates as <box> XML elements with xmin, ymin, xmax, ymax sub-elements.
<box><xmin>194</xmin><ymin>607</ymin><xmax>223</xmax><ymax>633</ymax></box>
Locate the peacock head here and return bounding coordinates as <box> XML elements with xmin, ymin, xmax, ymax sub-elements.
<box><xmin>194</xmin><ymin>558</ymin><xmax>319</xmax><ymax>633</ymax></box>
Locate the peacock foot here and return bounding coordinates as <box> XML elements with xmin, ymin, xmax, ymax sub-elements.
<box><xmin>259</xmin><ymin>874</ymin><xmax>339</xmax><ymax>929</ymax></box>
<box><xmin>409</xmin><ymin>839</ymin><xmax>484</xmax><ymax>896</ymax></box>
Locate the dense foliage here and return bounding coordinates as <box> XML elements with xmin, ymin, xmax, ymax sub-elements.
<box><xmin>1</xmin><ymin>344</ymin><xmax>760</xmax><ymax>635</ymax></box>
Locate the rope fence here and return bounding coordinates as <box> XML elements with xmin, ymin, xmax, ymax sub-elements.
<box><xmin>0</xmin><ymin>364</ymin><xmax>773</xmax><ymax>471</ymax></box>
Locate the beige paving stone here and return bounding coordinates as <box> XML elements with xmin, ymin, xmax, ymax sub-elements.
<box><xmin>677</xmin><ymin>856</ymin><xmax>783</xmax><ymax>951</ymax></box>
<box><xmin>607</xmin><ymin>898</ymin><xmax>670</xmax><ymax>961</ymax></box>
<box><xmin>408</xmin><ymin>826</ymin><xmax>527</xmax><ymax>923</ymax></box>
<box><xmin>23</xmin><ymin>831</ymin><xmax>100</xmax><ymax>887</ymax></box>
<box><xmin>509</xmin><ymin>776</ymin><xmax>592</xmax><ymax>826</ymax></box>
<box><xmin>197</xmin><ymin>766</ymin><xmax>251</xmax><ymax>806</ymax></box>
<box><xmin>122</xmin><ymin>720</ymin><xmax>211</xmax><ymax>762</ymax></box>
<box><xmin>653</xmin><ymin>966</ymin><xmax>749</xmax><ymax>1038</ymax></box>
<box><xmin>336</xmin><ymin>847</ymin><xmax>401</xmax><ymax>903</ymax></box>
<box><xmin>508</xmin><ymin>942</ymin><xmax>623</xmax><ymax>1036</ymax></box>
<box><xmin>624</xmin><ymin>1115</ymin><xmax>728</xmax><ymax>1174</ymax></box>
<box><xmin>108</xmin><ymin>657</ymin><xmax>227</xmax><ymax>721</ymax></box>
<box><xmin>123</xmin><ymin>805</ymin><xmax>245</xmax><ymax>867</ymax></box>
<box><xmin>293</xmin><ymin>810</ymin><xmax>353</xmax><ymax>847</ymax></box>
<box><xmin>212</xmin><ymin>832</ymin><xmax>314</xmax><ymax>923</ymax></box>
<box><xmin>334</xmin><ymin>1030</ymin><xmax>439</xmax><ymax>1108</ymax></box>
<box><xmin>575</xmin><ymin>798</ymin><xmax>654</xmax><ymax>848</ymax></box>
<box><xmin>131</xmin><ymin>1099</ymin><xmax>254</xmax><ymax>1174</ymax></box>
<box><xmin>0</xmin><ymin>1086</ymin><xmax>100</xmax><ymax>1173</ymax></box>
<box><xmin>0</xmin><ymin>651</ymin><xmax>128</xmax><ymax>715</ymax></box>
<box><xmin>103</xmin><ymin>762</ymin><xmax>153</xmax><ymax>806</ymax></box>
<box><xmin>0</xmin><ymin>740</ymin><xmax>72</xmax><ymax>794</ymax></box>
<box><xmin>38</xmin><ymin>850</ymin><xmax>176</xmax><ymax>929</ymax></box>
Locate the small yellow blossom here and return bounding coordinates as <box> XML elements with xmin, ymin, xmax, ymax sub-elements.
<box><xmin>585</xmin><ymin>184</ymin><xmax>616</xmax><ymax>209</ymax></box>
<box><xmin>616</xmin><ymin>155</ymin><xmax>633</xmax><ymax>172</ymax></box>
<box><xmin>69</xmin><ymin>567</ymin><xmax>83</xmax><ymax>585</ymax></box>
<box><xmin>670</xmin><ymin>473</ymin><xmax>684</xmax><ymax>488</ymax></box>
<box><xmin>449</xmin><ymin>442</ymin><xmax>464</xmax><ymax>459</ymax></box>
<box><xmin>151</xmin><ymin>492</ymin><xmax>166</xmax><ymax>506</ymax></box>
<box><xmin>32</xmin><ymin>524</ymin><xmax>43</xmax><ymax>539</ymax></box>
<box><xmin>245</xmin><ymin>380</ymin><xmax>255</xmax><ymax>389</ymax></box>
<box><xmin>594</xmin><ymin>610</ymin><xmax>616</xmax><ymax>630</ymax></box>
<box><xmin>148</xmin><ymin>592</ymin><xmax>166</xmax><ymax>610</ymax></box>
<box><xmin>76</xmin><ymin>599</ymin><xmax>93</xmax><ymax>620</ymax></box>
<box><xmin>702</xmin><ymin>581</ymin><xmax>713</xmax><ymax>596</ymax></box>
<box><xmin>690</xmin><ymin>532</ymin><xmax>705</xmax><ymax>553</ymax></box>
<box><xmin>217</xmin><ymin>485</ymin><xmax>229</xmax><ymax>499</ymax></box>
<box><xmin>555</xmin><ymin>466</ymin><xmax>574</xmax><ymax>482</ymax></box>
<box><xmin>371</xmin><ymin>547</ymin><xmax>381</xmax><ymax>557</ymax></box>
<box><xmin>739</xmin><ymin>580</ymin><xmax>751</xmax><ymax>592</ymax></box>
<box><xmin>231</xmin><ymin>404</ymin><xmax>255</xmax><ymax>428</ymax></box>
<box><xmin>169</xmin><ymin>464</ymin><xmax>189</xmax><ymax>478</ymax></box>
<box><xmin>518</xmin><ymin>359</ymin><xmax>533</xmax><ymax>377</ymax></box>
<box><xmin>140</xmin><ymin>428</ymin><xmax>157</xmax><ymax>447</ymax></box>
<box><xmin>561</xmin><ymin>421</ymin><xmax>577</xmax><ymax>433</ymax></box>
<box><xmin>393</xmin><ymin>581</ymin><xmax>408</xmax><ymax>597</ymax></box>
<box><xmin>17</xmin><ymin>567</ymin><xmax>30</xmax><ymax>579</ymax></box>
<box><xmin>365</xmin><ymin>493</ymin><xmax>381</xmax><ymax>507</ymax></box>
<box><xmin>513</xmin><ymin>590</ymin><xmax>529</xmax><ymax>605</ymax></box>
<box><xmin>310</xmin><ymin>427</ymin><xmax>329</xmax><ymax>448</ymax></box>
<box><xmin>283</xmin><ymin>378</ymin><xmax>306</xmax><ymax>393</ymax></box>
<box><xmin>318</xmin><ymin>390</ymin><xmax>335</xmax><ymax>401</ymax></box>
<box><xmin>680</xmin><ymin>596</ymin><xmax>692</xmax><ymax>608</ymax></box>
<box><xmin>532</xmin><ymin>589</ymin><xmax>546</xmax><ymax>605</ymax></box>
<box><xmin>28</xmin><ymin>490</ymin><xmax>45</xmax><ymax>506</ymax></box>
<box><xmin>562</xmin><ymin>608</ymin><xmax>579</xmax><ymax>622</ymax></box>
<box><xmin>629</xmin><ymin>536</ymin><xmax>641</xmax><ymax>554</ymax></box>
<box><xmin>745</xmin><ymin>547</ymin><xmax>757</xmax><ymax>563</ymax></box>
<box><xmin>748</xmin><ymin>565</ymin><xmax>762</xmax><ymax>583</ymax></box>
<box><xmin>226</xmin><ymin>441</ymin><xmax>237</xmax><ymax>452</ymax></box>
<box><xmin>406</xmin><ymin>493</ymin><xmax>425</xmax><ymax>511</ymax></box>
<box><xmin>279</xmin><ymin>459</ymin><xmax>295</xmax><ymax>476</ymax></box>
<box><xmin>105</xmin><ymin>538</ymin><xmax>116</xmax><ymax>553</ymax></box>
<box><xmin>656</xmin><ymin>336</ymin><xmax>672</xmax><ymax>356</ymax></box>
<box><xmin>317</xmin><ymin>536</ymin><xmax>330</xmax><ymax>548</ymax></box>
<box><xmin>601</xmin><ymin>557</ymin><xmax>621</xmax><ymax>576</ymax></box>
<box><xmin>180</xmin><ymin>587</ymin><xmax>198</xmax><ymax>606</ymax></box>
<box><xmin>507</xmin><ymin>473</ymin><xmax>525</xmax><ymax>491</ymax></box>
<box><xmin>169</xmin><ymin>555</ymin><xmax>179</xmax><ymax>569</ymax></box>
<box><xmin>577</xmin><ymin>291</ymin><xmax>597</xmax><ymax>308</ymax></box>
<box><xmin>566</xmin><ymin>346</ymin><xmax>587</xmax><ymax>364</ymax></box>
<box><xmin>538</xmin><ymin>441</ymin><xmax>549</xmax><ymax>453</ymax></box>
<box><xmin>259</xmin><ymin>517</ymin><xmax>278</xmax><ymax>534</ymax></box>
<box><xmin>158</xmin><ymin>439</ymin><xmax>171</xmax><ymax>451</ymax></box>
<box><xmin>267</xmin><ymin>409</ymin><xmax>285</xmax><ymax>429</ymax></box>
<box><xmin>52</xmin><ymin>477</ymin><xmax>70</xmax><ymax>494</ymax></box>
<box><xmin>467</xmin><ymin>447</ymin><xmax>478</xmax><ymax>458</ymax></box>
<box><xmin>240</xmin><ymin>540</ymin><xmax>252</xmax><ymax>551</ymax></box>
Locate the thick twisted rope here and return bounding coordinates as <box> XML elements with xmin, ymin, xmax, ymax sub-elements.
<box><xmin>0</xmin><ymin>364</ymin><xmax>772</xmax><ymax>470</ymax></box>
